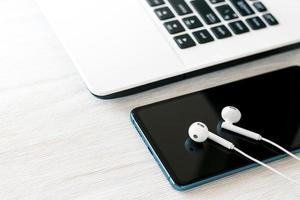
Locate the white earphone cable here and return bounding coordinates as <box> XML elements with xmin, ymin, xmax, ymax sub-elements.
<box><xmin>261</xmin><ymin>137</ymin><xmax>300</xmax><ymax>161</ymax></box>
<box><xmin>233</xmin><ymin>147</ymin><xmax>299</xmax><ymax>185</ymax></box>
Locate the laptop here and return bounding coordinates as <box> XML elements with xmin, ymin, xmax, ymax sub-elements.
<box><xmin>35</xmin><ymin>0</ymin><xmax>300</xmax><ymax>99</ymax></box>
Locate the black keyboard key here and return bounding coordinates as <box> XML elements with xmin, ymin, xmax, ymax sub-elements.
<box><xmin>229</xmin><ymin>20</ymin><xmax>250</xmax><ymax>34</ymax></box>
<box><xmin>183</xmin><ymin>16</ymin><xmax>203</xmax><ymax>29</ymax></box>
<box><xmin>193</xmin><ymin>30</ymin><xmax>214</xmax><ymax>44</ymax></box>
<box><xmin>146</xmin><ymin>0</ymin><xmax>165</xmax><ymax>7</ymax></box>
<box><xmin>191</xmin><ymin>0</ymin><xmax>221</xmax><ymax>25</ymax></box>
<box><xmin>154</xmin><ymin>7</ymin><xmax>175</xmax><ymax>20</ymax></box>
<box><xmin>209</xmin><ymin>0</ymin><xmax>225</xmax><ymax>4</ymax></box>
<box><xmin>174</xmin><ymin>34</ymin><xmax>196</xmax><ymax>49</ymax></box>
<box><xmin>230</xmin><ymin>0</ymin><xmax>255</xmax><ymax>16</ymax></box>
<box><xmin>216</xmin><ymin>5</ymin><xmax>239</xmax><ymax>21</ymax></box>
<box><xmin>253</xmin><ymin>2</ymin><xmax>267</xmax><ymax>12</ymax></box>
<box><xmin>164</xmin><ymin>20</ymin><xmax>185</xmax><ymax>34</ymax></box>
<box><xmin>168</xmin><ymin>0</ymin><xmax>193</xmax><ymax>16</ymax></box>
<box><xmin>263</xmin><ymin>13</ymin><xmax>279</xmax><ymax>25</ymax></box>
<box><xmin>246</xmin><ymin>17</ymin><xmax>266</xmax><ymax>30</ymax></box>
<box><xmin>211</xmin><ymin>25</ymin><xmax>232</xmax><ymax>39</ymax></box>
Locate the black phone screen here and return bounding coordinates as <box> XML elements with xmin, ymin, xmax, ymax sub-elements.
<box><xmin>131</xmin><ymin>67</ymin><xmax>300</xmax><ymax>187</ymax></box>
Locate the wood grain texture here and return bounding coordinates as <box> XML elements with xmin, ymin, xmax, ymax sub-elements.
<box><xmin>0</xmin><ymin>0</ymin><xmax>300</xmax><ymax>199</ymax></box>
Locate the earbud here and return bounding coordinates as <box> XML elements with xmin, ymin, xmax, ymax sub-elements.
<box><xmin>221</xmin><ymin>106</ymin><xmax>262</xmax><ymax>140</ymax></box>
<box><xmin>189</xmin><ymin>122</ymin><xmax>234</xmax><ymax>149</ymax></box>
<box><xmin>188</xmin><ymin>121</ymin><xmax>300</xmax><ymax>184</ymax></box>
<box><xmin>221</xmin><ymin>106</ymin><xmax>241</xmax><ymax>123</ymax></box>
<box><xmin>221</xmin><ymin>106</ymin><xmax>300</xmax><ymax>161</ymax></box>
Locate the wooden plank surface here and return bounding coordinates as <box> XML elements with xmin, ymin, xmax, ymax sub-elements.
<box><xmin>0</xmin><ymin>0</ymin><xmax>300</xmax><ymax>199</ymax></box>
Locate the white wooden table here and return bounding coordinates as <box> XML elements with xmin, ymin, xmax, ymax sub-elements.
<box><xmin>1</xmin><ymin>0</ymin><xmax>300</xmax><ymax>199</ymax></box>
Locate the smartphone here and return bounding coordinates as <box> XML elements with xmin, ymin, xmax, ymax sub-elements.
<box><xmin>130</xmin><ymin>66</ymin><xmax>300</xmax><ymax>191</ymax></box>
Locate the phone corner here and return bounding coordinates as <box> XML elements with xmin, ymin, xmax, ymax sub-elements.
<box><xmin>167</xmin><ymin>178</ymin><xmax>188</xmax><ymax>191</ymax></box>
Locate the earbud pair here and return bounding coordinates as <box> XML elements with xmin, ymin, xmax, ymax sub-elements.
<box><xmin>190</xmin><ymin>106</ymin><xmax>300</xmax><ymax>161</ymax></box>
<box><xmin>188</xmin><ymin>106</ymin><xmax>300</xmax><ymax>184</ymax></box>
<box><xmin>188</xmin><ymin>106</ymin><xmax>259</xmax><ymax>149</ymax></box>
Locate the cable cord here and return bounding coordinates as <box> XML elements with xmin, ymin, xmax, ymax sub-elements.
<box><xmin>261</xmin><ymin>137</ymin><xmax>300</xmax><ymax>161</ymax></box>
<box><xmin>233</xmin><ymin>147</ymin><xmax>299</xmax><ymax>185</ymax></box>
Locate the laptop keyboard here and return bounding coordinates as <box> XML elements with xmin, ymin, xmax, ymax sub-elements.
<box><xmin>146</xmin><ymin>0</ymin><xmax>279</xmax><ymax>49</ymax></box>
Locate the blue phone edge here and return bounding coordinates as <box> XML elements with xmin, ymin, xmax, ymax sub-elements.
<box><xmin>130</xmin><ymin>111</ymin><xmax>300</xmax><ymax>191</ymax></box>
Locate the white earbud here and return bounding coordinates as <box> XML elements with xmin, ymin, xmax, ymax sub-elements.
<box><xmin>221</xmin><ymin>106</ymin><xmax>300</xmax><ymax>161</ymax></box>
<box><xmin>189</xmin><ymin>122</ymin><xmax>234</xmax><ymax>149</ymax></box>
<box><xmin>221</xmin><ymin>106</ymin><xmax>262</xmax><ymax>140</ymax></box>
<box><xmin>188</xmin><ymin>121</ymin><xmax>299</xmax><ymax>184</ymax></box>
